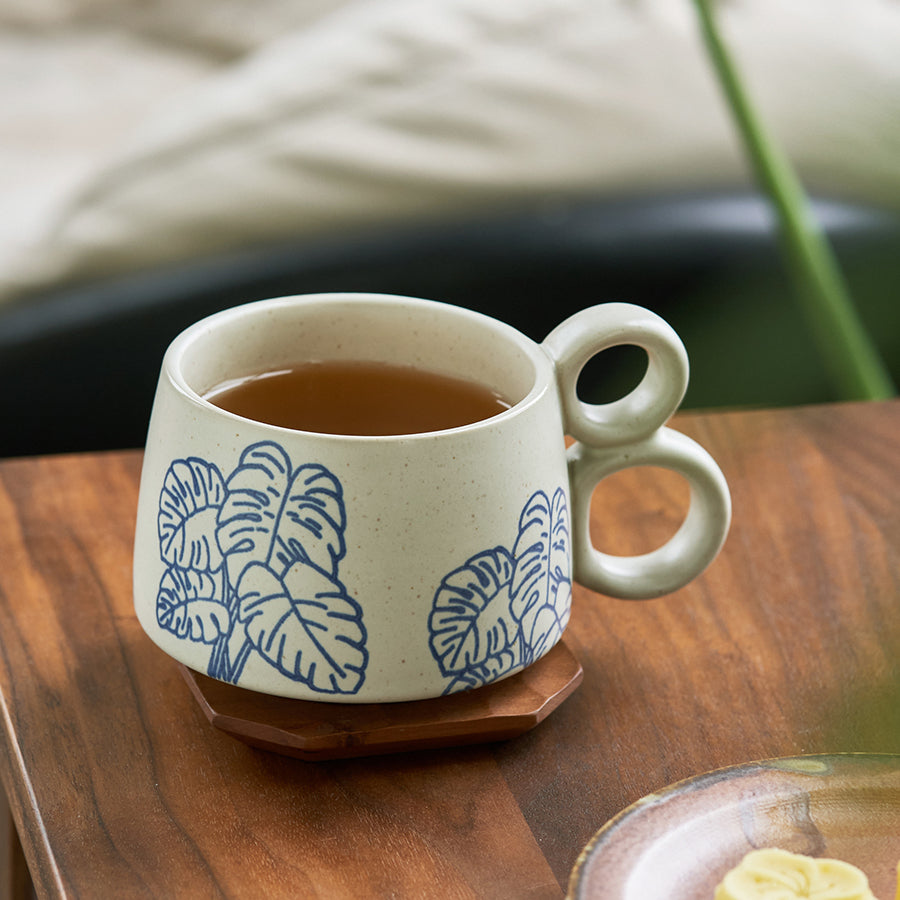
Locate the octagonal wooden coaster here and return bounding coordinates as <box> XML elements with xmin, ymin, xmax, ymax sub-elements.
<box><xmin>179</xmin><ymin>638</ymin><xmax>582</xmax><ymax>761</ymax></box>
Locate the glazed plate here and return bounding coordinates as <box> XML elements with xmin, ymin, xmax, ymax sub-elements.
<box><xmin>568</xmin><ymin>754</ymin><xmax>900</xmax><ymax>900</ymax></box>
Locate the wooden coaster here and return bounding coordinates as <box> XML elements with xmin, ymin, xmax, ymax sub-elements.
<box><xmin>179</xmin><ymin>638</ymin><xmax>582</xmax><ymax>761</ymax></box>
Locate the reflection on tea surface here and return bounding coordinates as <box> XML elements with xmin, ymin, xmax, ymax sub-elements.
<box><xmin>205</xmin><ymin>360</ymin><xmax>512</xmax><ymax>435</ymax></box>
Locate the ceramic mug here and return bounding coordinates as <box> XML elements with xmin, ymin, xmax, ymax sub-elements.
<box><xmin>133</xmin><ymin>293</ymin><xmax>730</xmax><ymax>703</ymax></box>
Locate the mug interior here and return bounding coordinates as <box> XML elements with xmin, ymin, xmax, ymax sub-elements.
<box><xmin>170</xmin><ymin>294</ymin><xmax>544</xmax><ymax>429</ymax></box>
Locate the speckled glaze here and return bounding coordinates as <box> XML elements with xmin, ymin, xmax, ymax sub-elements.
<box><xmin>133</xmin><ymin>293</ymin><xmax>730</xmax><ymax>702</ymax></box>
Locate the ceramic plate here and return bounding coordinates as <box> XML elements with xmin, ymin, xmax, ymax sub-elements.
<box><xmin>568</xmin><ymin>754</ymin><xmax>900</xmax><ymax>900</ymax></box>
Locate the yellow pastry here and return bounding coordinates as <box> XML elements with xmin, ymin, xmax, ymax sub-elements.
<box><xmin>715</xmin><ymin>848</ymin><xmax>876</xmax><ymax>900</ymax></box>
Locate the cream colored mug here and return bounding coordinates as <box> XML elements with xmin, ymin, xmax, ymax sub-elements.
<box><xmin>133</xmin><ymin>293</ymin><xmax>730</xmax><ymax>702</ymax></box>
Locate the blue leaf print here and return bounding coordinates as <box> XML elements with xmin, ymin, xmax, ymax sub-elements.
<box><xmin>156</xmin><ymin>440</ymin><xmax>365</xmax><ymax>695</ymax></box>
<box><xmin>157</xmin><ymin>567</ymin><xmax>229</xmax><ymax>643</ymax></box>
<box><xmin>442</xmin><ymin>647</ymin><xmax>520</xmax><ymax>695</ymax></box>
<box><xmin>522</xmin><ymin>605</ymin><xmax>566</xmax><ymax>664</ymax></box>
<box><xmin>216</xmin><ymin>442</ymin><xmax>346</xmax><ymax>585</ymax></box>
<box><xmin>158</xmin><ymin>458</ymin><xmax>226</xmax><ymax>572</ymax></box>
<box><xmin>428</xmin><ymin>487</ymin><xmax>571</xmax><ymax>694</ymax></box>
<box><xmin>510</xmin><ymin>488</ymin><xmax>572</xmax><ymax>664</ymax></box>
<box><xmin>546</xmin><ymin>488</ymin><xmax>572</xmax><ymax>606</ymax></box>
<box><xmin>428</xmin><ymin>548</ymin><xmax>517</xmax><ymax>677</ymax></box>
<box><xmin>236</xmin><ymin>561</ymin><xmax>367</xmax><ymax>694</ymax></box>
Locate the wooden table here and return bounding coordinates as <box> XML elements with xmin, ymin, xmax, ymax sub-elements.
<box><xmin>0</xmin><ymin>401</ymin><xmax>898</xmax><ymax>899</ymax></box>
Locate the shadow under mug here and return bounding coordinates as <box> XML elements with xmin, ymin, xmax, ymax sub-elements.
<box><xmin>133</xmin><ymin>293</ymin><xmax>730</xmax><ymax>703</ymax></box>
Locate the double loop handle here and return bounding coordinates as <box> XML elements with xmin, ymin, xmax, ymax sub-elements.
<box><xmin>542</xmin><ymin>304</ymin><xmax>731</xmax><ymax>599</ymax></box>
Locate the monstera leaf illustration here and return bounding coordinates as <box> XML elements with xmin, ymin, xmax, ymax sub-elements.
<box><xmin>510</xmin><ymin>488</ymin><xmax>571</xmax><ymax>662</ymax></box>
<box><xmin>216</xmin><ymin>442</ymin><xmax>346</xmax><ymax>584</ymax></box>
<box><xmin>522</xmin><ymin>605</ymin><xmax>566</xmax><ymax>663</ymax></box>
<box><xmin>158</xmin><ymin>458</ymin><xmax>226</xmax><ymax>572</ymax></box>
<box><xmin>442</xmin><ymin>647</ymin><xmax>521</xmax><ymax>694</ymax></box>
<box><xmin>157</xmin><ymin>567</ymin><xmax>229</xmax><ymax>643</ymax></box>
<box><xmin>235</xmin><ymin>560</ymin><xmax>367</xmax><ymax>694</ymax></box>
<box><xmin>429</xmin><ymin>548</ymin><xmax>517</xmax><ymax>677</ymax></box>
<box><xmin>428</xmin><ymin>486</ymin><xmax>572</xmax><ymax>694</ymax></box>
<box><xmin>156</xmin><ymin>441</ymin><xmax>366</xmax><ymax>694</ymax></box>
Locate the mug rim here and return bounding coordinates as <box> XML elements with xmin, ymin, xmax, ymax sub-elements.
<box><xmin>162</xmin><ymin>292</ymin><xmax>555</xmax><ymax>443</ymax></box>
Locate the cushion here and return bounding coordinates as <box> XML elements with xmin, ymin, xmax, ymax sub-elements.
<box><xmin>1</xmin><ymin>0</ymin><xmax>899</xmax><ymax>302</ymax></box>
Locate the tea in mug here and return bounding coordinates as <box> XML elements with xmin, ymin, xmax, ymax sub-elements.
<box><xmin>204</xmin><ymin>360</ymin><xmax>512</xmax><ymax>435</ymax></box>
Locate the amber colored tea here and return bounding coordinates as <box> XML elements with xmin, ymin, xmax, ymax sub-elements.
<box><xmin>204</xmin><ymin>360</ymin><xmax>512</xmax><ymax>435</ymax></box>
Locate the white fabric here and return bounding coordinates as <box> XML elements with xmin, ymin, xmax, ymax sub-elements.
<box><xmin>0</xmin><ymin>0</ymin><xmax>898</xmax><ymax>303</ymax></box>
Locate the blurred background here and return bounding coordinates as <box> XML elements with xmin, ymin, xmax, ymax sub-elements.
<box><xmin>1</xmin><ymin>0</ymin><xmax>898</xmax><ymax>457</ymax></box>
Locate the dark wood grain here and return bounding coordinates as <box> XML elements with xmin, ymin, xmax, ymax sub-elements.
<box><xmin>0</xmin><ymin>401</ymin><xmax>897</xmax><ymax>898</ymax></box>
